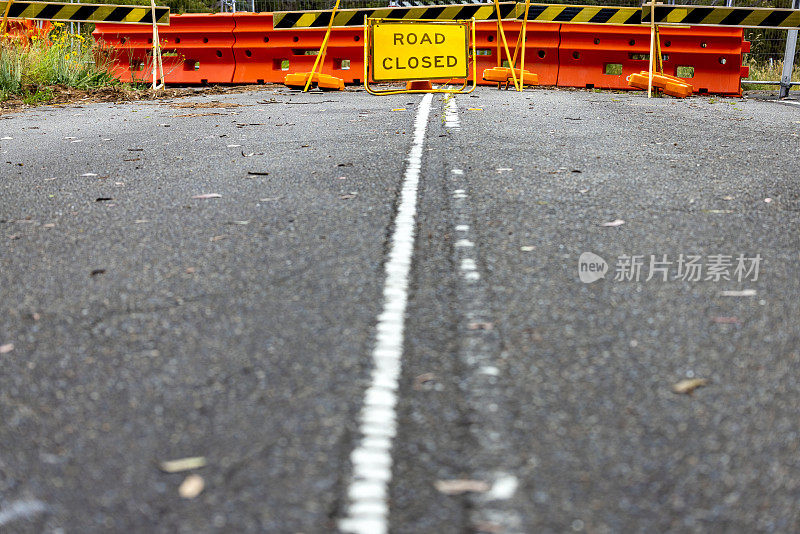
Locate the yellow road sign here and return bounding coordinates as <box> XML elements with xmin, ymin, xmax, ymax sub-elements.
<box><xmin>372</xmin><ymin>20</ymin><xmax>468</xmax><ymax>82</ymax></box>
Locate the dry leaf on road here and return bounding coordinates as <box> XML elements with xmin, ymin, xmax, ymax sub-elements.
<box><xmin>672</xmin><ymin>378</ymin><xmax>708</xmax><ymax>395</ymax></box>
<box><xmin>413</xmin><ymin>373</ymin><xmax>437</xmax><ymax>390</ymax></box>
<box><xmin>178</xmin><ymin>475</ymin><xmax>205</xmax><ymax>499</ymax></box>
<box><xmin>711</xmin><ymin>316</ymin><xmax>741</xmax><ymax>324</ymax></box>
<box><xmin>434</xmin><ymin>479</ymin><xmax>490</xmax><ymax>495</ymax></box>
<box><xmin>160</xmin><ymin>456</ymin><xmax>207</xmax><ymax>473</ymax></box>
<box><xmin>172</xmin><ymin>102</ymin><xmax>240</xmax><ymax>109</ymax></box>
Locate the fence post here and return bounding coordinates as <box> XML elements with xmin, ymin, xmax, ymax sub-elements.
<box><xmin>780</xmin><ymin>0</ymin><xmax>799</xmax><ymax>98</ymax></box>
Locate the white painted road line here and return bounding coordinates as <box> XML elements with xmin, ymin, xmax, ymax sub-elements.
<box><xmin>447</xmin><ymin>99</ymin><xmax>523</xmax><ymax>532</ymax></box>
<box><xmin>449</xmin><ymin>174</ymin><xmax>524</xmax><ymax>533</ymax></box>
<box><xmin>339</xmin><ymin>93</ymin><xmax>434</xmax><ymax>534</ymax></box>
<box><xmin>444</xmin><ymin>94</ymin><xmax>460</xmax><ymax>130</ymax></box>
<box><xmin>0</xmin><ymin>500</ymin><xmax>49</xmax><ymax>527</ymax></box>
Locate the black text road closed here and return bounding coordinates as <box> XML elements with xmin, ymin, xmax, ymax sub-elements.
<box><xmin>372</xmin><ymin>21</ymin><xmax>468</xmax><ymax>82</ymax></box>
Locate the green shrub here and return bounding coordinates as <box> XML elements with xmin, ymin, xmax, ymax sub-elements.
<box><xmin>0</xmin><ymin>23</ymin><xmax>118</xmax><ymax>101</ymax></box>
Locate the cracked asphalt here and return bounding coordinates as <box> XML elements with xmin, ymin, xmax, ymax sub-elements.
<box><xmin>1</xmin><ymin>86</ymin><xmax>799</xmax><ymax>533</ymax></box>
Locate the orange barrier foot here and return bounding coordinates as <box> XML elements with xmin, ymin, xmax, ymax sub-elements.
<box><xmin>405</xmin><ymin>80</ymin><xmax>433</xmax><ymax>91</ymax></box>
<box><xmin>317</xmin><ymin>73</ymin><xmax>344</xmax><ymax>91</ymax></box>
<box><xmin>285</xmin><ymin>72</ymin><xmax>343</xmax><ymax>91</ymax></box>
<box><xmin>284</xmin><ymin>72</ymin><xmax>319</xmax><ymax>88</ymax></box>
<box><xmin>482</xmin><ymin>67</ymin><xmax>539</xmax><ymax>87</ymax></box>
<box><xmin>627</xmin><ymin>71</ymin><xmax>693</xmax><ymax>98</ymax></box>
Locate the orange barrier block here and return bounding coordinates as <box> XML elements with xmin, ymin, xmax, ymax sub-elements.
<box><xmin>473</xmin><ymin>21</ymin><xmax>558</xmax><ymax>86</ymax></box>
<box><xmin>558</xmin><ymin>24</ymin><xmax>748</xmax><ymax>95</ymax></box>
<box><xmin>94</xmin><ymin>13</ymin><xmax>236</xmax><ymax>84</ymax></box>
<box><xmin>2</xmin><ymin>20</ymin><xmax>51</xmax><ymax>41</ymax></box>
<box><xmin>232</xmin><ymin>13</ymin><xmax>363</xmax><ymax>85</ymax></box>
<box><xmin>627</xmin><ymin>71</ymin><xmax>693</xmax><ymax>98</ymax></box>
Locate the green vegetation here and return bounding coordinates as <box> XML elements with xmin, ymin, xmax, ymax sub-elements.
<box><xmin>743</xmin><ymin>58</ymin><xmax>800</xmax><ymax>90</ymax></box>
<box><xmin>1</xmin><ymin>23</ymin><xmax>118</xmax><ymax>103</ymax></box>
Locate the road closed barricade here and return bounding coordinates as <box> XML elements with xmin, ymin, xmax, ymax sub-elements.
<box><xmin>94</xmin><ymin>13</ymin><xmax>236</xmax><ymax>84</ymax></box>
<box><xmin>557</xmin><ymin>23</ymin><xmax>748</xmax><ymax>95</ymax></box>
<box><xmin>90</xmin><ymin>8</ymin><xmax>752</xmax><ymax>93</ymax></box>
<box><xmin>365</xmin><ymin>18</ymin><xmax>476</xmax><ymax>95</ymax></box>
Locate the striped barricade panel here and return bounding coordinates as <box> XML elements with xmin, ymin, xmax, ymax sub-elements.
<box><xmin>272</xmin><ymin>2</ymin><xmax>520</xmax><ymax>29</ymax></box>
<box><xmin>642</xmin><ymin>4</ymin><xmax>800</xmax><ymax>30</ymax></box>
<box><xmin>1</xmin><ymin>1</ymin><xmax>169</xmax><ymax>25</ymax></box>
<box><xmin>517</xmin><ymin>4</ymin><xmax>640</xmax><ymax>25</ymax></box>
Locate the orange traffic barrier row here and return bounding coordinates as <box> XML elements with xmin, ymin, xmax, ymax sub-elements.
<box><xmin>93</xmin><ymin>16</ymin><xmax>750</xmax><ymax>95</ymax></box>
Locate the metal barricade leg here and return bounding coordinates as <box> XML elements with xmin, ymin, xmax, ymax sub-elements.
<box><xmin>780</xmin><ymin>0</ymin><xmax>798</xmax><ymax>99</ymax></box>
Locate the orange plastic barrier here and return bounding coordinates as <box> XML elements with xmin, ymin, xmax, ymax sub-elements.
<box><xmin>473</xmin><ymin>21</ymin><xmax>559</xmax><ymax>86</ymax></box>
<box><xmin>94</xmin><ymin>13</ymin><xmax>236</xmax><ymax>84</ymax></box>
<box><xmin>2</xmin><ymin>20</ymin><xmax>51</xmax><ymax>41</ymax></box>
<box><xmin>232</xmin><ymin>13</ymin><xmax>363</xmax><ymax>84</ymax></box>
<box><xmin>558</xmin><ymin>24</ymin><xmax>749</xmax><ymax>95</ymax></box>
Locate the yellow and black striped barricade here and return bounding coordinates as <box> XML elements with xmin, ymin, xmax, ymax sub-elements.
<box><xmin>274</xmin><ymin>2</ymin><xmax>800</xmax><ymax>30</ymax></box>
<box><xmin>0</xmin><ymin>0</ymin><xmax>169</xmax><ymax>25</ymax></box>
<box><xmin>274</xmin><ymin>3</ymin><xmax>518</xmax><ymax>29</ymax></box>
<box><xmin>515</xmin><ymin>3</ymin><xmax>641</xmax><ymax>25</ymax></box>
<box><xmin>364</xmin><ymin>17</ymin><xmax>477</xmax><ymax>95</ymax></box>
<box><xmin>642</xmin><ymin>4</ymin><xmax>800</xmax><ymax>30</ymax></box>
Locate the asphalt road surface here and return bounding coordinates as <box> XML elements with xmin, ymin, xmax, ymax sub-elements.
<box><xmin>1</xmin><ymin>86</ymin><xmax>799</xmax><ymax>533</ymax></box>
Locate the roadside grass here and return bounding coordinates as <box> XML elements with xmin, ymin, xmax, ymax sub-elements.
<box><xmin>0</xmin><ymin>23</ymin><xmax>118</xmax><ymax>103</ymax></box>
<box><xmin>742</xmin><ymin>58</ymin><xmax>800</xmax><ymax>90</ymax></box>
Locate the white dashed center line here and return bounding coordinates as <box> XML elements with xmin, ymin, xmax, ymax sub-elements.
<box><xmin>444</xmin><ymin>94</ymin><xmax>461</xmax><ymax>130</ymax></box>
<box><xmin>339</xmin><ymin>93</ymin><xmax>434</xmax><ymax>534</ymax></box>
<box><xmin>447</xmin><ymin>97</ymin><xmax>523</xmax><ymax>532</ymax></box>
